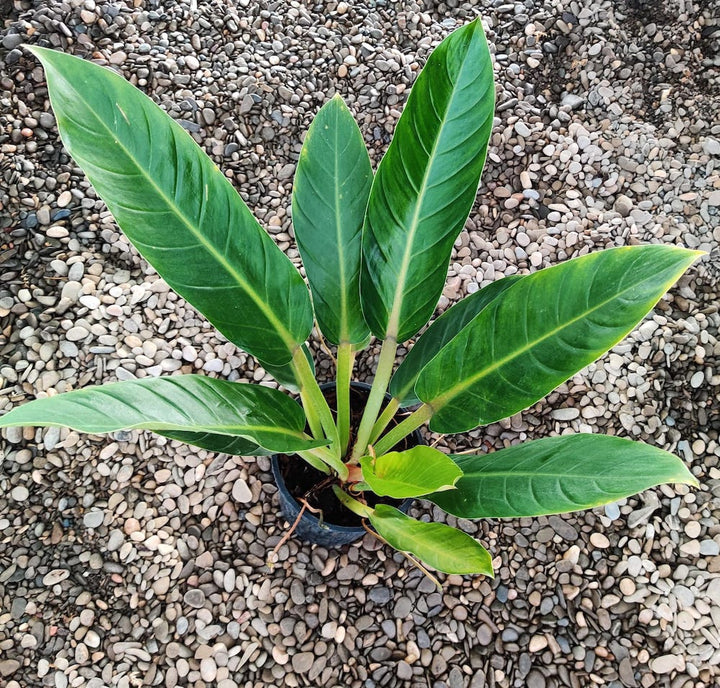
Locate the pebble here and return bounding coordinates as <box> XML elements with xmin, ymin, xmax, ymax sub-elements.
<box><xmin>232</xmin><ymin>479</ymin><xmax>252</xmax><ymax>503</ymax></box>
<box><xmin>292</xmin><ymin>652</ymin><xmax>314</xmax><ymax>673</ymax></box>
<box><xmin>590</xmin><ymin>533</ymin><xmax>610</xmax><ymax>548</ymax></box>
<box><xmin>651</xmin><ymin>655</ymin><xmax>682</xmax><ymax>674</ymax></box>
<box><xmin>42</xmin><ymin>569</ymin><xmax>70</xmax><ymax>586</ymax></box>
<box><xmin>10</xmin><ymin>486</ymin><xmax>29</xmax><ymax>502</ymax></box>
<box><xmin>614</xmin><ymin>194</ymin><xmax>633</xmax><ymax>216</ymax></box>
<box><xmin>183</xmin><ymin>590</ymin><xmax>205</xmax><ymax>608</ymax></box>
<box><xmin>83</xmin><ymin>510</ymin><xmax>104</xmax><ymax>528</ymax></box>
<box><xmin>0</xmin><ymin>660</ymin><xmax>20</xmax><ymax>677</ymax></box>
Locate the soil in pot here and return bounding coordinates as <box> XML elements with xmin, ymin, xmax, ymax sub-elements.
<box><xmin>276</xmin><ymin>382</ymin><xmax>421</xmax><ymax>529</ymax></box>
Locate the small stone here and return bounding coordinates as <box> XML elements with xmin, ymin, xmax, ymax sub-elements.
<box><xmin>153</xmin><ymin>577</ymin><xmax>171</xmax><ymax>595</ymax></box>
<box><xmin>561</xmin><ymin>93</ymin><xmax>585</xmax><ymax>109</ymax></box>
<box><xmin>590</xmin><ymin>533</ymin><xmax>610</xmax><ymax>548</ymax></box>
<box><xmin>702</xmin><ymin>138</ymin><xmax>720</xmax><ymax>156</ymax></box>
<box><xmin>651</xmin><ymin>655</ymin><xmax>681</xmax><ymax>674</ymax></box>
<box><xmin>514</xmin><ymin>121</ymin><xmax>531</xmax><ymax>137</ymax></box>
<box><xmin>614</xmin><ymin>194</ymin><xmax>633</xmax><ymax>217</ymax></box>
<box><xmin>394</xmin><ymin>596</ymin><xmax>412</xmax><ymax>618</ymax></box>
<box><xmin>10</xmin><ymin>486</ymin><xmax>29</xmax><ymax>502</ymax></box>
<box><xmin>604</xmin><ymin>502</ymin><xmax>621</xmax><ymax>521</ymax></box>
<box><xmin>292</xmin><ymin>652</ymin><xmax>314</xmax><ymax>673</ymax></box>
<box><xmin>43</xmin><ymin>569</ymin><xmax>70</xmax><ymax>586</ymax></box>
<box><xmin>57</xmin><ymin>191</ymin><xmax>72</xmax><ymax>207</ymax></box>
<box><xmin>529</xmin><ymin>635</ymin><xmax>548</xmax><ymax>653</ymax></box>
<box><xmin>0</xmin><ymin>660</ymin><xmax>20</xmax><ymax>676</ymax></box>
<box><xmin>477</xmin><ymin>624</ymin><xmax>493</xmax><ymax>645</ymax></box>
<box><xmin>397</xmin><ymin>661</ymin><xmax>413</xmax><ymax>680</ymax></box>
<box><xmin>183</xmin><ymin>589</ymin><xmax>205</xmax><ymax>608</ymax></box>
<box><xmin>200</xmin><ymin>658</ymin><xmax>217</xmax><ymax>682</ymax></box>
<box><xmin>83</xmin><ymin>510</ymin><xmax>104</xmax><ymax>528</ymax></box>
<box><xmin>66</xmin><ymin>326</ymin><xmax>89</xmax><ymax>342</ymax></box>
<box><xmin>684</xmin><ymin>521</ymin><xmax>701</xmax><ymax>538</ymax></box>
<box><xmin>196</xmin><ymin>551</ymin><xmax>214</xmax><ymax>568</ymax></box>
<box><xmin>551</xmin><ymin>407</ymin><xmax>579</xmax><ymax>421</ymax></box>
<box><xmin>232</xmin><ymin>479</ymin><xmax>252</xmax><ymax>503</ymax></box>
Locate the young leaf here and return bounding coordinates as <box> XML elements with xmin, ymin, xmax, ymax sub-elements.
<box><xmin>427</xmin><ymin>434</ymin><xmax>698</xmax><ymax>519</ymax></box>
<box><xmin>292</xmin><ymin>95</ymin><xmax>372</xmax><ymax>346</ymax></box>
<box><xmin>389</xmin><ymin>275</ymin><xmax>522</xmax><ymax>406</ymax></box>
<box><xmin>360</xmin><ymin>18</ymin><xmax>495</xmax><ymax>342</ymax></box>
<box><xmin>368</xmin><ymin>505</ymin><xmax>493</xmax><ymax>576</ymax></box>
<box><xmin>29</xmin><ymin>46</ymin><xmax>312</xmax><ymax>366</ymax></box>
<box><xmin>359</xmin><ymin>446</ymin><xmax>462</xmax><ymax>498</ymax></box>
<box><xmin>416</xmin><ymin>245</ymin><xmax>702</xmax><ymax>433</ymax></box>
<box><xmin>0</xmin><ymin>376</ymin><xmax>325</xmax><ymax>454</ymax></box>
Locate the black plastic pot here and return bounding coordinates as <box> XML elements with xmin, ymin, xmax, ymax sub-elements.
<box><xmin>271</xmin><ymin>381</ymin><xmax>422</xmax><ymax>548</ymax></box>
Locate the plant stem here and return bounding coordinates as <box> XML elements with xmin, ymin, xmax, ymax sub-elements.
<box><xmin>292</xmin><ymin>347</ymin><xmax>340</xmax><ymax>444</ymax></box>
<box><xmin>336</xmin><ymin>342</ymin><xmax>354</xmax><ymax>455</ymax></box>
<box><xmin>368</xmin><ymin>397</ymin><xmax>400</xmax><ymax>446</ymax></box>
<box><xmin>350</xmin><ymin>337</ymin><xmax>398</xmax><ymax>462</ymax></box>
<box><xmin>332</xmin><ymin>485</ymin><xmax>373</xmax><ymax>517</ymax></box>
<box><xmin>373</xmin><ymin>403</ymin><xmax>433</xmax><ymax>455</ymax></box>
<box><xmin>296</xmin><ymin>449</ymin><xmax>332</xmax><ymax>474</ymax></box>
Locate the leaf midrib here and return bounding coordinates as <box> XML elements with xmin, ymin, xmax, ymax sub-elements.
<box><xmin>46</xmin><ymin>54</ymin><xmax>298</xmax><ymax>356</ymax></box>
<box><xmin>333</xmin><ymin>108</ymin><xmax>351</xmax><ymax>342</ymax></box>
<box><xmin>384</xmin><ymin>24</ymin><xmax>477</xmax><ymax>338</ymax></box>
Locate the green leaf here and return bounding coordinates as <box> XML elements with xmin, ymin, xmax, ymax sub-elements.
<box><xmin>368</xmin><ymin>505</ymin><xmax>493</xmax><ymax>575</ymax></box>
<box><xmin>390</xmin><ymin>276</ymin><xmax>522</xmax><ymax>406</ymax></box>
<box><xmin>427</xmin><ymin>434</ymin><xmax>698</xmax><ymax>519</ymax></box>
<box><xmin>29</xmin><ymin>46</ymin><xmax>312</xmax><ymax>366</ymax></box>
<box><xmin>416</xmin><ymin>245</ymin><xmax>702</xmax><ymax>433</ymax></box>
<box><xmin>0</xmin><ymin>376</ymin><xmax>324</xmax><ymax>454</ymax></box>
<box><xmin>360</xmin><ymin>19</ymin><xmax>495</xmax><ymax>342</ymax></box>
<box><xmin>292</xmin><ymin>95</ymin><xmax>372</xmax><ymax>345</ymax></box>
<box><xmin>360</xmin><ymin>446</ymin><xmax>462</xmax><ymax>498</ymax></box>
<box><xmin>158</xmin><ymin>431</ymin><xmax>272</xmax><ymax>457</ymax></box>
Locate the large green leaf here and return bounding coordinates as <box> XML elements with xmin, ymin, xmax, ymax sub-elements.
<box><xmin>0</xmin><ymin>376</ymin><xmax>324</xmax><ymax>454</ymax></box>
<box><xmin>368</xmin><ymin>505</ymin><xmax>493</xmax><ymax>575</ymax></box>
<box><xmin>30</xmin><ymin>47</ymin><xmax>312</xmax><ymax>366</ymax></box>
<box><xmin>428</xmin><ymin>434</ymin><xmax>697</xmax><ymax>519</ymax></box>
<box><xmin>390</xmin><ymin>276</ymin><xmax>522</xmax><ymax>406</ymax></box>
<box><xmin>359</xmin><ymin>446</ymin><xmax>462</xmax><ymax>498</ymax></box>
<box><xmin>360</xmin><ymin>19</ymin><xmax>495</xmax><ymax>342</ymax></box>
<box><xmin>292</xmin><ymin>95</ymin><xmax>372</xmax><ymax>345</ymax></box>
<box><xmin>416</xmin><ymin>245</ymin><xmax>701</xmax><ymax>433</ymax></box>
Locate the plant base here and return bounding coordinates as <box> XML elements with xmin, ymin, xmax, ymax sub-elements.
<box><xmin>272</xmin><ymin>381</ymin><xmax>421</xmax><ymax>547</ymax></box>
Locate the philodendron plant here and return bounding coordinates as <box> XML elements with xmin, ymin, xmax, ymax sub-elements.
<box><xmin>1</xmin><ymin>19</ymin><xmax>701</xmax><ymax>578</ymax></box>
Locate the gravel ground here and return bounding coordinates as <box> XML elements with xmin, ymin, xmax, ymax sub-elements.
<box><xmin>1</xmin><ymin>1</ymin><xmax>719</xmax><ymax>687</ymax></box>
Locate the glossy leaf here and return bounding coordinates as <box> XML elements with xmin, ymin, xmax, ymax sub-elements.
<box><xmin>293</xmin><ymin>95</ymin><xmax>372</xmax><ymax>345</ymax></box>
<box><xmin>30</xmin><ymin>46</ymin><xmax>311</xmax><ymax>366</ymax></box>
<box><xmin>428</xmin><ymin>434</ymin><xmax>698</xmax><ymax>519</ymax></box>
<box><xmin>0</xmin><ymin>376</ymin><xmax>324</xmax><ymax>454</ymax></box>
<box><xmin>361</xmin><ymin>19</ymin><xmax>495</xmax><ymax>342</ymax></box>
<box><xmin>390</xmin><ymin>276</ymin><xmax>522</xmax><ymax>406</ymax></box>
<box><xmin>416</xmin><ymin>245</ymin><xmax>702</xmax><ymax>433</ymax></box>
<box><xmin>368</xmin><ymin>505</ymin><xmax>493</xmax><ymax>575</ymax></box>
<box><xmin>359</xmin><ymin>446</ymin><xmax>462</xmax><ymax>498</ymax></box>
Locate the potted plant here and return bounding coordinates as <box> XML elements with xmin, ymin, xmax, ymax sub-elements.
<box><xmin>0</xmin><ymin>18</ymin><xmax>701</xmax><ymax>579</ymax></box>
